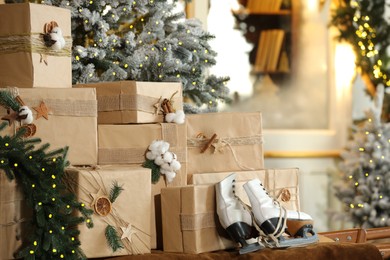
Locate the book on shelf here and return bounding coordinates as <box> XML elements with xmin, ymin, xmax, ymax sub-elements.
<box><xmin>266</xmin><ymin>29</ymin><xmax>285</xmax><ymax>71</ymax></box>
<box><xmin>254</xmin><ymin>30</ymin><xmax>271</xmax><ymax>72</ymax></box>
<box><xmin>254</xmin><ymin>29</ymin><xmax>285</xmax><ymax>73</ymax></box>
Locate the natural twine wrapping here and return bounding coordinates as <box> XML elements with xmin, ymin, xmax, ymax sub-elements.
<box><xmin>0</xmin><ymin>33</ymin><xmax>72</xmax><ymax>56</ymax></box>
<box><xmin>180</xmin><ymin>212</ymin><xmax>216</xmax><ymax>231</ymax></box>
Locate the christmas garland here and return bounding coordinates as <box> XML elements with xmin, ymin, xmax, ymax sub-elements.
<box><xmin>0</xmin><ymin>90</ymin><xmax>93</xmax><ymax>260</ymax></box>
<box><xmin>330</xmin><ymin>0</ymin><xmax>390</xmax><ymax>96</ymax></box>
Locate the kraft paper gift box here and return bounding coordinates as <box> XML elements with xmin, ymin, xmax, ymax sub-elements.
<box><xmin>161</xmin><ymin>185</ymin><xmax>237</xmax><ymax>253</ymax></box>
<box><xmin>190</xmin><ymin>168</ymin><xmax>301</xmax><ymax>211</ymax></box>
<box><xmin>75</xmin><ymin>81</ymin><xmax>183</xmax><ymax>124</ymax></box>
<box><xmin>98</xmin><ymin>123</ymin><xmax>187</xmax><ymax>249</ymax></box>
<box><xmin>0</xmin><ymin>172</ymin><xmax>31</xmax><ymax>260</ymax></box>
<box><xmin>64</xmin><ymin>165</ymin><xmax>151</xmax><ymax>258</ymax></box>
<box><xmin>0</xmin><ymin>3</ymin><xmax>71</xmax><ymax>88</ymax></box>
<box><xmin>0</xmin><ymin>88</ymin><xmax>98</xmax><ymax>166</ymax></box>
<box><xmin>186</xmin><ymin>112</ymin><xmax>264</xmax><ymax>181</ymax></box>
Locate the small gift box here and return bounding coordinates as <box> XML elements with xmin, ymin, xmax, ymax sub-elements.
<box><xmin>0</xmin><ymin>87</ymin><xmax>98</xmax><ymax>166</ymax></box>
<box><xmin>98</xmin><ymin>123</ymin><xmax>187</xmax><ymax>249</ymax></box>
<box><xmin>0</xmin><ymin>3</ymin><xmax>71</xmax><ymax>88</ymax></box>
<box><xmin>75</xmin><ymin>81</ymin><xmax>184</xmax><ymax>124</ymax></box>
<box><xmin>161</xmin><ymin>185</ymin><xmax>236</xmax><ymax>253</ymax></box>
<box><xmin>186</xmin><ymin>112</ymin><xmax>264</xmax><ymax>181</ymax></box>
<box><xmin>190</xmin><ymin>168</ymin><xmax>301</xmax><ymax>211</ymax></box>
<box><xmin>64</xmin><ymin>165</ymin><xmax>151</xmax><ymax>258</ymax></box>
<box><xmin>0</xmin><ymin>172</ymin><xmax>31</xmax><ymax>260</ymax></box>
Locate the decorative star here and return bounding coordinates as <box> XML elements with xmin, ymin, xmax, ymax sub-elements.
<box><xmin>152</xmin><ymin>96</ymin><xmax>163</xmax><ymax>115</ymax></box>
<box><xmin>1</xmin><ymin>109</ymin><xmax>19</xmax><ymax>126</ymax></box>
<box><xmin>212</xmin><ymin>139</ymin><xmax>226</xmax><ymax>154</ymax></box>
<box><xmin>121</xmin><ymin>223</ymin><xmax>137</xmax><ymax>243</ymax></box>
<box><xmin>33</xmin><ymin>101</ymin><xmax>50</xmax><ymax>120</ymax></box>
<box><xmin>89</xmin><ymin>188</ymin><xmax>106</xmax><ymax>208</ymax></box>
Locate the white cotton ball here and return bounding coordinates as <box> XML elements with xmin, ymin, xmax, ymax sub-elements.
<box><xmin>154</xmin><ymin>155</ymin><xmax>165</xmax><ymax>166</ymax></box>
<box><xmin>146</xmin><ymin>151</ymin><xmax>156</xmax><ymax>160</ymax></box>
<box><xmin>18</xmin><ymin>106</ymin><xmax>33</xmax><ymax>125</ymax></box>
<box><xmin>165</xmin><ymin>113</ymin><xmax>176</xmax><ymax>123</ymax></box>
<box><xmin>160</xmin><ymin>141</ymin><xmax>170</xmax><ymax>154</ymax></box>
<box><xmin>162</xmin><ymin>151</ymin><xmax>174</xmax><ymax>163</ymax></box>
<box><xmin>148</xmin><ymin>140</ymin><xmax>163</xmax><ymax>153</ymax></box>
<box><xmin>170</xmin><ymin>160</ymin><xmax>181</xmax><ymax>171</ymax></box>
<box><xmin>164</xmin><ymin>171</ymin><xmax>176</xmax><ymax>183</ymax></box>
<box><xmin>173</xmin><ymin>110</ymin><xmax>185</xmax><ymax>124</ymax></box>
<box><xmin>160</xmin><ymin>162</ymin><xmax>172</xmax><ymax>171</ymax></box>
<box><xmin>50</xmin><ymin>27</ymin><xmax>65</xmax><ymax>50</ymax></box>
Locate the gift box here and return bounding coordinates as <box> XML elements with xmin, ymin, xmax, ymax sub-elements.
<box><xmin>75</xmin><ymin>81</ymin><xmax>183</xmax><ymax>124</ymax></box>
<box><xmin>98</xmin><ymin>123</ymin><xmax>187</xmax><ymax>249</ymax></box>
<box><xmin>0</xmin><ymin>88</ymin><xmax>98</xmax><ymax>166</ymax></box>
<box><xmin>161</xmin><ymin>185</ymin><xmax>236</xmax><ymax>253</ymax></box>
<box><xmin>186</xmin><ymin>112</ymin><xmax>264</xmax><ymax>181</ymax></box>
<box><xmin>190</xmin><ymin>168</ymin><xmax>301</xmax><ymax>212</ymax></box>
<box><xmin>0</xmin><ymin>3</ymin><xmax>71</xmax><ymax>88</ymax></box>
<box><xmin>64</xmin><ymin>165</ymin><xmax>151</xmax><ymax>258</ymax></box>
<box><xmin>0</xmin><ymin>172</ymin><xmax>31</xmax><ymax>260</ymax></box>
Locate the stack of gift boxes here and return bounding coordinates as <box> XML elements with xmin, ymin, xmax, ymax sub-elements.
<box><xmin>0</xmin><ymin>3</ymin><xmax>303</xmax><ymax>259</ymax></box>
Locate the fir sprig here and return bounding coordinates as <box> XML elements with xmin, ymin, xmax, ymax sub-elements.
<box><xmin>105</xmin><ymin>225</ymin><xmax>124</xmax><ymax>252</ymax></box>
<box><xmin>142</xmin><ymin>159</ymin><xmax>161</xmax><ymax>183</ymax></box>
<box><xmin>0</xmin><ymin>89</ymin><xmax>20</xmax><ymax>111</ymax></box>
<box><xmin>109</xmin><ymin>181</ymin><xmax>124</xmax><ymax>203</ymax></box>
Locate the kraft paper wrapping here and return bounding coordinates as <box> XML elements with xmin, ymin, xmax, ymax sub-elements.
<box><xmin>186</xmin><ymin>112</ymin><xmax>264</xmax><ymax>181</ymax></box>
<box><xmin>189</xmin><ymin>168</ymin><xmax>301</xmax><ymax>211</ymax></box>
<box><xmin>0</xmin><ymin>3</ymin><xmax>72</xmax><ymax>88</ymax></box>
<box><xmin>98</xmin><ymin>123</ymin><xmax>187</xmax><ymax>249</ymax></box>
<box><xmin>0</xmin><ymin>172</ymin><xmax>30</xmax><ymax>260</ymax></box>
<box><xmin>161</xmin><ymin>185</ymin><xmax>236</xmax><ymax>253</ymax></box>
<box><xmin>0</xmin><ymin>88</ymin><xmax>98</xmax><ymax>166</ymax></box>
<box><xmin>75</xmin><ymin>81</ymin><xmax>183</xmax><ymax>124</ymax></box>
<box><xmin>64</xmin><ymin>165</ymin><xmax>151</xmax><ymax>258</ymax></box>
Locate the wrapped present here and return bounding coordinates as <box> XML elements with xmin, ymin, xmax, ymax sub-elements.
<box><xmin>0</xmin><ymin>3</ymin><xmax>71</xmax><ymax>88</ymax></box>
<box><xmin>75</xmin><ymin>81</ymin><xmax>183</xmax><ymax>124</ymax></box>
<box><xmin>0</xmin><ymin>87</ymin><xmax>98</xmax><ymax>166</ymax></box>
<box><xmin>0</xmin><ymin>172</ymin><xmax>31</xmax><ymax>260</ymax></box>
<box><xmin>98</xmin><ymin>123</ymin><xmax>187</xmax><ymax>249</ymax></box>
<box><xmin>161</xmin><ymin>185</ymin><xmax>236</xmax><ymax>253</ymax></box>
<box><xmin>186</xmin><ymin>112</ymin><xmax>264</xmax><ymax>181</ymax></box>
<box><xmin>190</xmin><ymin>168</ymin><xmax>301</xmax><ymax>211</ymax></box>
<box><xmin>64</xmin><ymin>165</ymin><xmax>151</xmax><ymax>258</ymax></box>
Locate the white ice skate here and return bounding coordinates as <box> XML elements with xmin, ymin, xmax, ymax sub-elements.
<box><xmin>215</xmin><ymin>173</ymin><xmax>264</xmax><ymax>254</ymax></box>
<box><xmin>243</xmin><ymin>178</ymin><xmax>318</xmax><ymax>248</ymax></box>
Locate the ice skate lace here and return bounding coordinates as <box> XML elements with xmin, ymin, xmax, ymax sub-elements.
<box><xmin>235</xmin><ymin>187</ymin><xmax>287</xmax><ymax>248</ymax></box>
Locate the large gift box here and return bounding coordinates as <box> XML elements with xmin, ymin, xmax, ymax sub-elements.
<box><xmin>64</xmin><ymin>165</ymin><xmax>151</xmax><ymax>258</ymax></box>
<box><xmin>186</xmin><ymin>112</ymin><xmax>264</xmax><ymax>181</ymax></box>
<box><xmin>0</xmin><ymin>172</ymin><xmax>30</xmax><ymax>260</ymax></box>
<box><xmin>0</xmin><ymin>88</ymin><xmax>98</xmax><ymax>166</ymax></box>
<box><xmin>98</xmin><ymin>123</ymin><xmax>187</xmax><ymax>249</ymax></box>
<box><xmin>161</xmin><ymin>185</ymin><xmax>236</xmax><ymax>253</ymax></box>
<box><xmin>75</xmin><ymin>81</ymin><xmax>183</xmax><ymax>124</ymax></box>
<box><xmin>0</xmin><ymin>3</ymin><xmax>71</xmax><ymax>88</ymax></box>
<box><xmin>190</xmin><ymin>168</ymin><xmax>301</xmax><ymax>212</ymax></box>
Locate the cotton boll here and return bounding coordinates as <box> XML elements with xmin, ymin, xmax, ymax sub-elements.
<box><xmin>146</xmin><ymin>150</ymin><xmax>157</xmax><ymax>160</ymax></box>
<box><xmin>160</xmin><ymin>141</ymin><xmax>170</xmax><ymax>154</ymax></box>
<box><xmin>164</xmin><ymin>171</ymin><xmax>176</xmax><ymax>183</ymax></box>
<box><xmin>18</xmin><ymin>106</ymin><xmax>33</xmax><ymax>125</ymax></box>
<box><xmin>170</xmin><ymin>159</ymin><xmax>181</xmax><ymax>171</ymax></box>
<box><xmin>165</xmin><ymin>113</ymin><xmax>176</xmax><ymax>123</ymax></box>
<box><xmin>154</xmin><ymin>155</ymin><xmax>165</xmax><ymax>166</ymax></box>
<box><xmin>162</xmin><ymin>151</ymin><xmax>174</xmax><ymax>163</ymax></box>
<box><xmin>173</xmin><ymin>110</ymin><xmax>185</xmax><ymax>124</ymax></box>
<box><xmin>148</xmin><ymin>140</ymin><xmax>163</xmax><ymax>152</ymax></box>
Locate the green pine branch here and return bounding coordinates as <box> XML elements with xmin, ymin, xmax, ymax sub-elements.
<box><xmin>142</xmin><ymin>159</ymin><xmax>161</xmax><ymax>183</ymax></box>
<box><xmin>109</xmin><ymin>181</ymin><xmax>124</xmax><ymax>203</ymax></box>
<box><xmin>105</xmin><ymin>225</ymin><xmax>124</xmax><ymax>252</ymax></box>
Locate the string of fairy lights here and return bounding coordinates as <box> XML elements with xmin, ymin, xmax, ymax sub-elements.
<box><xmin>350</xmin><ymin>0</ymin><xmax>390</xmax><ymax>87</ymax></box>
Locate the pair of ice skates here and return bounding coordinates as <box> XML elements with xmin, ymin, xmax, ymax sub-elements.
<box><xmin>215</xmin><ymin>173</ymin><xmax>318</xmax><ymax>254</ymax></box>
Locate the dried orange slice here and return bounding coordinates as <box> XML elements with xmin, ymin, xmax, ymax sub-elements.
<box><xmin>94</xmin><ymin>196</ymin><xmax>112</xmax><ymax>216</ymax></box>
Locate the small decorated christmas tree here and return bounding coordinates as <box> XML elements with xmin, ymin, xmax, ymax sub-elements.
<box><xmin>21</xmin><ymin>0</ymin><xmax>231</xmax><ymax>113</ymax></box>
<box><xmin>335</xmin><ymin>85</ymin><xmax>390</xmax><ymax>228</ymax></box>
<box><xmin>0</xmin><ymin>90</ymin><xmax>93</xmax><ymax>259</ymax></box>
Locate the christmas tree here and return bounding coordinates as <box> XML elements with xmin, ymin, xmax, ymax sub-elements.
<box><xmin>335</xmin><ymin>85</ymin><xmax>390</xmax><ymax>228</ymax></box>
<box><xmin>19</xmin><ymin>0</ymin><xmax>231</xmax><ymax>113</ymax></box>
<box><xmin>0</xmin><ymin>90</ymin><xmax>93</xmax><ymax>259</ymax></box>
<box><xmin>330</xmin><ymin>0</ymin><xmax>390</xmax><ymax>97</ymax></box>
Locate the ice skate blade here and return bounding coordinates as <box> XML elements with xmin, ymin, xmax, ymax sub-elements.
<box><xmin>239</xmin><ymin>242</ymin><xmax>264</xmax><ymax>254</ymax></box>
<box><xmin>277</xmin><ymin>231</ymin><xmax>319</xmax><ymax>248</ymax></box>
